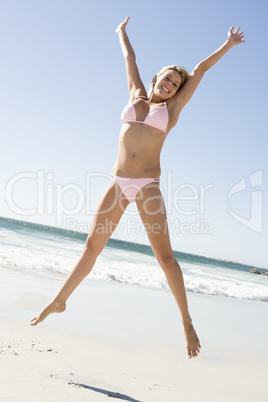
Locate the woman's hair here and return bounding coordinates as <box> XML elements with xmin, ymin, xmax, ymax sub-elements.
<box><xmin>148</xmin><ymin>65</ymin><xmax>189</xmax><ymax>98</ymax></box>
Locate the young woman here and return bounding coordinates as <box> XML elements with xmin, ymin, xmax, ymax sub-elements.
<box><xmin>31</xmin><ymin>17</ymin><xmax>245</xmax><ymax>359</ymax></box>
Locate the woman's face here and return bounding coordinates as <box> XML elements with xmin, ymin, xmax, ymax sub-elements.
<box><xmin>153</xmin><ymin>70</ymin><xmax>182</xmax><ymax>99</ymax></box>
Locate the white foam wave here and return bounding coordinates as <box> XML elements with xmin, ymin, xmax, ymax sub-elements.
<box><xmin>1</xmin><ymin>227</ymin><xmax>268</xmax><ymax>302</ymax></box>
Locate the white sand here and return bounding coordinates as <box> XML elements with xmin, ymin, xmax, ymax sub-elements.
<box><xmin>0</xmin><ymin>269</ymin><xmax>267</xmax><ymax>402</ymax></box>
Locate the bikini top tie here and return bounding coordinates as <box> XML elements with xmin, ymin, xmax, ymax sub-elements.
<box><xmin>121</xmin><ymin>96</ymin><xmax>169</xmax><ymax>135</ymax></box>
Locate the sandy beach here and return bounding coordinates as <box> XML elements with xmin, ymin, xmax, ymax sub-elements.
<box><xmin>0</xmin><ymin>269</ymin><xmax>267</xmax><ymax>402</ymax></box>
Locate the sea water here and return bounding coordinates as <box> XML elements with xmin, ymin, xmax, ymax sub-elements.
<box><xmin>0</xmin><ymin>216</ymin><xmax>267</xmax><ymax>302</ymax></box>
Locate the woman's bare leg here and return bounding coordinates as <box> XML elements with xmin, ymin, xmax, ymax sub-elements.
<box><xmin>136</xmin><ymin>184</ymin><xmax>201</xmax><ymax>358</ymax></box>
<box><xmin>31</xmin><ymin>181</ymin><xmax>129</xmax><ymax>326</ymax></box>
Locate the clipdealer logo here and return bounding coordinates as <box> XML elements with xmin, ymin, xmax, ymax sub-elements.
<box><xmin>4</xmin><ymin>170</ymin><xmax>214</xmax><ymax>228</ymax></box>
<box><xmin>227</xmin><ymin>170</ymin><xmax>263</xmax><ymax>232</ymax></box>
<box><xmin>5</xmin><ymin>169</ymin><xmax>264</xmax><ymax>233</ymax></box>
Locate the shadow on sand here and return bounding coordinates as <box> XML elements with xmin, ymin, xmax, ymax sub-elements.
<box><xmin>68</xmin><ymin>382</ymin><xmax>143</xmax><ymax>402</ymax></box>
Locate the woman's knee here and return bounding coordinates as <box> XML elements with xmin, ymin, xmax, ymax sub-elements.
<box><xmin>84</xmin><ymin>237</ymin><xmax>103</xmax><ymax>259</ymax></box>
<box><xmin>155</xmin><ymin>252</ymin><xmax>178</xmax><ymax>271</ymax></box>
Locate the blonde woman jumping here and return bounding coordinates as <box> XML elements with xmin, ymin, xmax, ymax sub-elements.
<box><xmin>31</xmin><ymin>17</ymin><xmax>245</xmax><ymax>359</ymax></box>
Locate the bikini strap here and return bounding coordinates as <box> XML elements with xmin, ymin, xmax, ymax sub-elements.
<box><xmin>134</xmin><ymin>95</ymin><xmax>149</xmax><ymax>100</ymax></box>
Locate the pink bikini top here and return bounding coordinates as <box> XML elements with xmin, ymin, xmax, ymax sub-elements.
<box><xmin>121</xmin><ymin>96</ymin><xmax>169</xmax><ymax>135</ymax></box>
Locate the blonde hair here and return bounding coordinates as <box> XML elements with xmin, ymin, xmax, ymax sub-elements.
<box><xmin>148</xmin><ymin>65</ymin><xmax>189</xmax><ymax>98</ymax></box>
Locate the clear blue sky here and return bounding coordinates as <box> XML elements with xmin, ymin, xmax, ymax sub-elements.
<box><xmin>1</xmin><ymin>0</ymin><xmax>267</xmax><ymax>268</ymax></box>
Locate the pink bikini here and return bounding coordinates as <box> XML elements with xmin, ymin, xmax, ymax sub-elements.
<box><xmin>113</xmin><ymin>96</ymin><xmax>168</xmax><ymax>204</ymax></box>
<box><xmin>113</xmin><ymin>176</ymin><xmax>160</xmax><ymax>203</ymax></box>
<box><xmin>121</xmin><ymin>96</ymin><xmax>169</xmax><ymax>135</ymax></box>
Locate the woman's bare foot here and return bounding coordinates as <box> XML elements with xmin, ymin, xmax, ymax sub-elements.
<box><xmin>30</xmin><ymin>300</ymin><xmax>66</xmax><ymax>326</ymax></box>
<box><xmin>184</xmin><ymin>323</ymin><xmax>201</xmax><ymax>359</ymax></box>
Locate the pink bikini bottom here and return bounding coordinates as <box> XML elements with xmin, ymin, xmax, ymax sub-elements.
<box><xmin>113</xmin><ymin>175</ymin><xmax>160</xmax><ymax>203</ymax></box>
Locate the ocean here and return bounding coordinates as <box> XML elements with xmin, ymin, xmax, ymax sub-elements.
<box><xmin>0</xmin><ymin>216</ymin><xmax>267</xmax><ymax>302</ymax></box>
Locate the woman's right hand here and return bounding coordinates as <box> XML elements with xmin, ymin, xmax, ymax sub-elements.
<box><xmin>115</xmin><ymin>16</ymin><xmax>130</xmax><ymax>34</ymax></box>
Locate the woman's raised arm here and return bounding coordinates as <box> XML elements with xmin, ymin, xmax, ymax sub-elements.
<box><xmin>172</xmin><ymin>26</ymin><xmax>245</xmax><ymax>113</ymax></box>
<box><xmin>115</xmin><ymin>17</ymin><xmax>147</xmax><ymax>99</ymax></box>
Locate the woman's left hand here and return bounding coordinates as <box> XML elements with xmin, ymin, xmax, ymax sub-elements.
<box><xmin>227</xmin><ymin>26</ymin><xmax>245</xmax><ymax>46</ymax></box>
